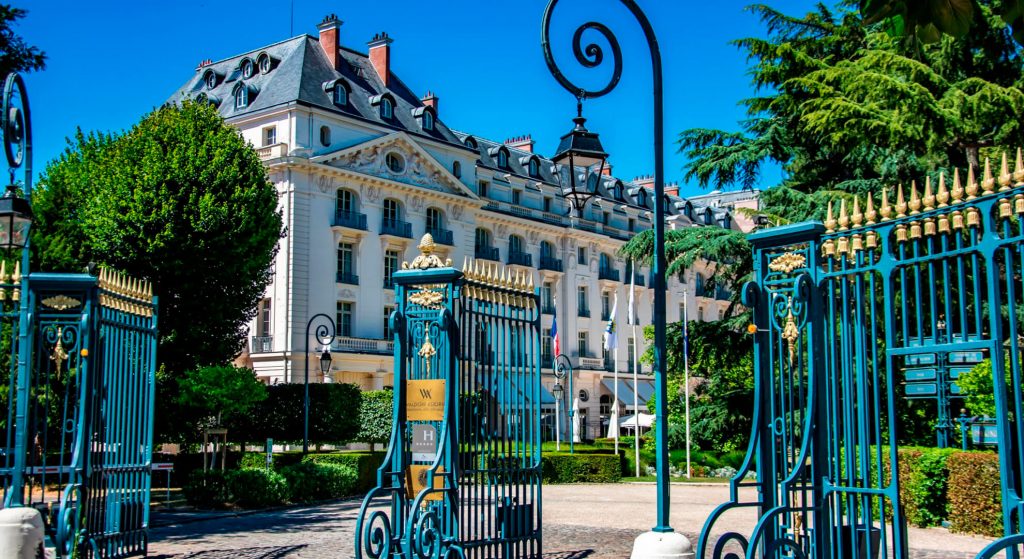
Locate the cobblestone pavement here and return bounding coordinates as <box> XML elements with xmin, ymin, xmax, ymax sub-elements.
<box><xmin>147</xmin><ymin>484</ymin><xmax>994</xmax><ymax>558</ymax></box>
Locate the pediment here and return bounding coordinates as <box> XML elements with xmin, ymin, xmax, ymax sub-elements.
<box><xmin>313</xmin><ymin>132</ymin><xmax>476</xmax><ymax>199</ymax></box>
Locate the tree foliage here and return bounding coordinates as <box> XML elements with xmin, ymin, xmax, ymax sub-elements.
<box><xmin>229</xmin><ymin>383</ymin><xmax>362</xmax><ymax>446</ymax></box>
<box><xmin>176</xmin><ymin>365</ymin><xmax>267</xmax><ymax>428</ymax></box>
<box><xmin>0</xmin><ymin>5</ymin><xmax>45</xmax><ymax>77</ymax></box>
<box><xmin>357</xmin><ymin>389</ymin><xmax>394</xmax><ymax>451</ymax></box>
<box><xmin>33</xmin><ymin>99</ymin><xmax>283</xmax><ymax>377</ymax></box>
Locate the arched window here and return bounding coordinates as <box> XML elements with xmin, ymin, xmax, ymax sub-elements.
<box><xmin>464</xmin><ymin>136</ymin><xmax>478</xmax><ymax>149</ymax></box>
<box><xmin>380</xmin><ymin>97</ymin><xmax>393</xmax><ymax>119</ymax></box>
<box><xmin>333</xmin><ymin>84</ymin><xmax>348</xmax><ymax>106</ymax></box>
<box><xmin>638</xmin><ymin>189</ymin><xmax>647</xmax><ymax>207</ymax></box>
<box><xmin>540</xmin><ymin>241</ymin><xmax>555</xmax><ymax>258</ymax></box>
<box><xmin>475</xmin><ymin>228</ymin><xmax>492</xmax><ymax>250</ymax></box>
<box><xmin>258</xmin><ymin>53</ymin><xmax>272</xmax><ymax>74</ymax></box>
<box><xmin>241</xmin><ymin>58</ymin><xmax>255</xmax><ymax>79</ymax></box>
<box><xmin>695</xmin><ymin>273</ymin><xmax>705</xmax><ymax>297</ymax></box>
<box><xmin>528</xmin><ymin>158</ymin><xmax>540</xmax><ymax>178</ymax></box>
<box><xmin>233</xmin><ymin>84</ymin><xmax>248</xmax><ymax>109</ymax></box>
<box><xmin>599</xmin><ymin>253</ymin><xmax>612</xmax><ymax>270</ymax></box>
<box><xmin>509</xmin><ymin>235</ymin><xmax>524</xmax><ymax>254</ymax></box>
<box><xmin>452</xmin><ymin>160</ymin><xmax>462</xmax><ymax>179</ymax></box>
<box><xmin>422</xmin><ymin>111</ymin><xmax>434</xmax><ymax>131</ymax></box>
<box><xmin>320</xmin><ymin>125</ymin><xmax>331</xmax><ymax>147</ymax></box>
<box><xmin>336</xmin><ymin>188</ymin><xmax>357</xmax><ymax>215</ymax></box>
<box><xmin>204</xmin><ymin>70</ymin><xmax>218</xmax><ymax>90</ymax></box>
<box><xmin>614</xmin><ymin>181</ymin><xmax>624</xmax><ymax>200</ymax></box>
<box><xmin>426</xmin><ymin>207</ymin><xmax>444</xmax><ymax>232</ymax></box>
<box><xmin>497</xmin><ymin>148</ymin><xmax>509</xmax><ymax>169</ymax></box>
<box><xmin>383</xmin><ymin>198</ymin><xmax>402</xmax><ymax>223</ymax></box>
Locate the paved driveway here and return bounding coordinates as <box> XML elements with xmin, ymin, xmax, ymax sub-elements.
<box><xmin>147</xmin><ymin>483</ymin><xmax>995</xmax><ymax>558</ymax></box>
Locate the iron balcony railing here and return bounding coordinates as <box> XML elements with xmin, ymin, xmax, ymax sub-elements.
<box><xmin>381</xmin><ymin>218</ymin><xmax>413</xmax><ymax>238</ymax></box>
<box><xmin>633</xmin><ymin>274</ymin><xmax>646</xmax><ymax>287</ymax></box>
<box><xmin>337</xmin><ymin>271</ymin><xmax>359</xmax><ymax>285</ymax></box>
<box><xmin>507</xmin><ymin>251</ymin><xmax>533</xmax><ymax>267</ymax></box>
<box><xmin>333</xmin><ymin>336</ymin><xmax>393</xmax><ymax>355</ymax></box>
<box><xmin>426</xmin><ymin>226</ymin><xmax>454</xmax><ymax>246</ymax></box>
<box><xmin>250</xmin><ymin>336</ymin><xmax>273</xmax><ymax>353</ymax></box>
<box><xmin>539</xmin><ymin>255</ymin><xmax>563</xmax><ymax>272</ymax></box>
<box><xmin>716</xmin><ymin>287</ymin><xmax>732</xmax><ymax>300</ymax></box>
<box><xmin>541</xmin><ymin>303</ymin><xmax>556</xmax><ymax>315</ymax></box>
<box><xmin>578</xmin><ymin>306</ymin><xmax>590</xmax><ymax>318</ymax></box>
<box><xmin>333</xmin><ymin>209</ymin><xmax>368</xmax><ymax>230</ymax></box>
<box><xmin>475</xmin><ymin>246</ymin><xmax>499</xmax><ymax>261</ymax></box>
<box><xmin>384</xmin><ymin>277</ymin><xmax>394</xmax><ymax>289</ymax></box>
<box><xmin>598</xmin><ymin>267</ymin><xmax>620</xmax><ymax>281</ymax></box>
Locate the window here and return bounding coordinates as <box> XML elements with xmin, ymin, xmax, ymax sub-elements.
<box><xmin>602</xmin><ymin>292</ymin><xmax>611</xmax><ymax>320</ymax></box>
<box><xmin>628</xmin><ymin>337</ymin><xmax>636</xmax><ymax>372</ymax></box>
<box><xmin>383</xmin><ymin>306</ymin><xmax>394</xmax><ymax>339</ymax></box>
<box><xmin>599</xmin><ymin>253</ymin><xmax>612</xmax><ymax>271</ymax></box>
<box><xmin>577</xmin><ymin>246</ymin><xmax>587</xmax><ymax>266</ymax></box>
<box><xmin>337</xmin><ymin>242</ymin><xmax>355</xmax><ymax>279</ymax></box>
<box><xmin>542</xmin><ymin>329</ymin><xmax>552</xmax><ymax>361</ymax></box>
<box><xmin>478</xmin><ymin>181</ymin><xmax>489</xmax><ymax>198</ymax></box>
<box><xmin>205</xmin><ymin>71</ymin><xmax>217</xmax><ymax>90</ymax></box>
<box><xmin>426</xmin><ymin>208</ymin><xmax>443</xmax><ymax>231</ymax></box>
<box><xmin>380</xmin><ymin>97</ymin><xmax>393</xmax><ymax>119</ymax></box>
<box><xmin>544</xmin><ymin>197</ymin><xmax>552</xmax><ymax>213</ymax></box>
<box><xmin>333</xmin><ymin>84</ymin><xmax>348</xmax><ymax>106</ymax></box>
<box><xmin>336</xmin><ymin>301</ymin><xmax>353</xmax><ymax>337</ymax></box>
<box><xmin>600</xmin><ymin>394</ymin><xmax>612</xmax><ymax>416</ymax></box>
<box><xmin>529</xmin><ymin>158</ymin><xmax>540</xmax><ymax>177</ymax></box>
<box><xmin>695</xmin><ymin>274</ymin><xmax>705</xmax><ymax>297</ymax></box>
<box><xmin>320</xmin><ymin>125</ymin><xmax>331</xmax><ymax>147</ymax></box>
<box><xmin>542</xmin><ymin>281</ymin><xmax>554</xmax><ymax>308</ymax></box>
<box><xmin>262</xmin><ymin>126</ymin><xmax>276</xmax><ymax>147</ymax></box>
<box><xmin>577</xmin><ymin>332</ymin><xmax>588</xmax><ymax>357</ymax></box>
<box><xmin>336</xmin><ymin>189</ymin><xmax>355</xmax><ymax>214</ymax></box>
<box><xmin>384</xmin><ymin>249</ymin><xmax>400</xmax><ymax>288</ymax></box>
<box><xmin>452</xmin><ymin>161</ymin><xmax>462</xmax><ymax>179</ymax></box>
<box><xmin>497</xmin><ymin>149</ymin><xmax>509</xmax><ymax>169</ymax></box>
<box><xmin>475</xmin><ymin>228</ymin><xmax>491</xmax><ymax>250</ymax></box>
<box><xmin>241</xmin><ymin>58</ymin><xmax>254</xmax><ymax>79</ymax></box>
<box><xmin>512</xmin><ymin>190</ymin><xmax>522</xmax><ymax>205</ymax></box>
<box><xmin>383</xmin><ymin>199</ymin><xmax>401</xmax><ymax>223</ymax></box>
<box><xmin>678</xmin><ymin>268</ymin><xmax>688</xmax><ymax>284</ymax></box>
<box><xmin>234</xmin><ymin>84</ymin><xmax>248</xmax><ymax>109</ymax></box>
<box><xmin>385</xmin><ymin>152</ymin><xmax>405</xmax><ymax>173</ymax></box>
<box><xmin>540</xmin><ymin>241</ymin><xmax>554</xmax><ymax>259</ymax></box>
<box><xmin>638</xmin><ymin>190</ymin><xmax>647</xmax><ymax>206</ymax></box>
<box><xmin>509</xmin><ymin>235</ymin><xmax>524</xmax><ymax>255</ymax></box>
<box><xmin>603</xmin><ymin>211</ymin><xmax>610</xmax><ymax>225</ymax></box>
<box><xmin>423</xmin><ymin>111</ymin><xmax>434</xmax><ymax>131</ymax></box>
<box><xmin>680</xmin><ymin>303</ymin><xmax>686</xmax><ymax>321</ymax></box>
<box><xmin>577</xmin><ymin>285</ymin><xmax>587</xmax><ymax>311</ymax></box>
<box><xmin>258</xmin><ymin>54</ymin><xmax>272</xmax><ymax>74</ymax></box>
<box><xmin>464</xmin><ymin>136</ymin><xmax>478</xmax><ymax>149</ymax></box>
<box><xmin>629</xmin><ymin>218</ymin><xmax>635</xmax><ymax>232</ymax></box>
<box><xmin>259</xmin><ymin>298</ymin><xmax>271</xmax><ymax>336</ymax></box>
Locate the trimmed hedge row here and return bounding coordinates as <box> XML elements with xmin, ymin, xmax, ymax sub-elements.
<box><xmin>183</xmin><ymin>462</ymin><xmax>358</xmax><ymax>509</ymax></box>
<box><xmin>947</xmin><ymin>452</ymin><xmax>1002</xmax><ymax>537</ymax></box>
<box><xmin>239</xmin><ymin>450</ymin><xmax>385</xmax><ymax>494</ymax></box>
<box><xmin>542</xmin><ymin>452</ymin><xmax>621</xmax><ymax>483</ymax></box>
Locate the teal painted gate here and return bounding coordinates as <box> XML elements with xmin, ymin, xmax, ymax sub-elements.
<box><xmin>699</xmin><ymin>157</ymin><xmax>1024</xmax><ymax>558</ymax></box>
<box><xmin>3</xmin><ymin>268</ymin><xmax>158</xmax><ymax>558</ymax></box>
<box><xmin>356</xmin><ymin>235</ymin><xmax>543</xmax><ymax>559</ymax></box>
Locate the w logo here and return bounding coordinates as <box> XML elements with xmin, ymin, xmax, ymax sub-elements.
<box><xmin>419</xmin><ymin>388</ymin><xmax>433</xmax><ymax>399</ymax></box>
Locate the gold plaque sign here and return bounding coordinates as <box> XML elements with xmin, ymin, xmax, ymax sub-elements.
<box><xmin>406</xmin><ymin>379</ymin><xmax>445</xmax><ymax>421</ymax></box>
<box><xmin>407</xmin><ymin>465</ymin><xmax>444</xmax><ymax>501</ymax></box>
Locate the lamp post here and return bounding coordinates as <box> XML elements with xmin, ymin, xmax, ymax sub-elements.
<box><xmin>552</xmin><ymin>381</ymin><xmax>564</xmax><ymax>451</ymax></box>
<box><xmin>554</xmin><ymin>353</ymin><xmax>574</xmax><ymax>453</ymax></box>
<box><xmin>303</xmin><ymin>313</ymin><xmax>336</xmax><ymax>455</ymax></box>
<box><xmin>542</xmin><ymin>3</ymin><xmax>692</xmax><ymax>556</ymax></box>
<box><xmin>956</xmin><ymin>409</ymin><xmax>971</xmax><ymax>451</ymax></box>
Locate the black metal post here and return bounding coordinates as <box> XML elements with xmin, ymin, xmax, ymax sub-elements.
<box><xmin>303</xmin><ymin>313</ymin><xmax>335</xmax><ymax>455</ymax></box>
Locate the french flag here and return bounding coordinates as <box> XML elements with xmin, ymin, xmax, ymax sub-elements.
<box><xmin>551</xmin><ymin>307</ymin><xmax>560</xmax><ymax>358</ymax></box>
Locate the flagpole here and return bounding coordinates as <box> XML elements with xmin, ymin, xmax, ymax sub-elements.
<box><xmin>631</xmin><ymin>263</ymin><xmax>640</xmax><ymax>477</ymax></box>
<box><xmin>612</xmin><ymin>295</ymin><xmax>619</xmax><ymax>457</ymax></box>
<box><xmin>683</xmin><ymin>289</ymin><xmax>691</xmax><ymax>479</ymax></box>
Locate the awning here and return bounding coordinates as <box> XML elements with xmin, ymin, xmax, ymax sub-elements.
<box><xmin>601</xmin><ymin>379</ymin><xmax>636</xmax><ymax>405</ymax></box>
<box><xmin>540</xmin><ymin>384</ymin><xmax>555</xmax><ymax>405</ymax></box>
<box><xmin>619</xmin><ymin>413</ymin><xmax>654</xmax><ymax>429</ymax></box>
<box><xmin>632</xmin><ymin>380</ymin><xmax>655</xmax><ymax>403</ymax></box>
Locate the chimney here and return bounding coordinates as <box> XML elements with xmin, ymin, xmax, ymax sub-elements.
<box><xmin>504</xmin><ymin>134</ymin><xmax>534</xmax><ymax>153</ymax></box>
<box><xmin>368</xmin><ymin>32</ymin><xmax>394</xmax><ymax>87</ymax></box>
<box><xmin>634</xmin><ymin>175</ymin><xmax>655</xmax><ymax>189</ymax></box>
<box><xmin>666</xmin><ymin>182</ymin><xmax>679</xmax><ymax>197</ymax></box>
<box><xmin>601</xmin><ymin>163</ymin><xmax>614</xmax><ymax>176</ymax></box>
<box><xmin>421</xmin><ymin>91</ymin><xmax>439</xmax><ymax>115</ymax></box>
<box><xmin>318</xmin><ymin>14</ymin><xmax>343</xmax><ymax>70</ymax></box>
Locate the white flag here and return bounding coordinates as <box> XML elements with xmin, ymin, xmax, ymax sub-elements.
<box><xmin>628</xmin><ymin>261</ymin><xmax>636</xmax><ymax>326</ymax></box>
<box><xmin>603</xmin><ymin>292</ymin><xmax>618</xmax><ymax>351</ymax></box>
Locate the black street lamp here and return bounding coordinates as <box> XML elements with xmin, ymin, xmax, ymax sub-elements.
<box><xmin>553</xmin><ymin>353</ymin><xmax>575</xmax><ymax>453</ymax></box>
<box><xmin>303</xmin><ymin>313</ymin><xmax>336</xmax><ymax>455</ymax></box>
<box><xmin>552</xmin><ymin>102</ymin><xmax>609</xmax><ymax>218</ymax></box>
<box><xmin>0</xmin><ymin>192</ymin><xmax>33</xmax><ymax>252</ymax></box>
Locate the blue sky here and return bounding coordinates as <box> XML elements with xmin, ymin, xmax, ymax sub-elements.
<box><xmin>20</xmin><ymin>0</ymin><xmax>819</xmax><ymax>196</ymax></box>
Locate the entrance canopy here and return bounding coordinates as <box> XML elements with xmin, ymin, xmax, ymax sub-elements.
<box><xmin>601</xmin><ymin>378</ymin><xmax>655</xmax><ymax>410</ymax></box>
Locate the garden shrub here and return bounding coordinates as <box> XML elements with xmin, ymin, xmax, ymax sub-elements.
<box><xmin>304</xmin><ymin>452</ymin><xmax>385</xmax><ymax>493</ymax></box>
<box><xmin>621</xmin><ymin>448</ymin><xmax>656</xmax><ymax>477</ymax></box>
<box><xmin>542</xmin><ymin>452</ymin><xmax>621</xmax><ymax>483</ymax></box>
<box><xmin>947</xmin><ymin>452</ymin><xmax>1002</xmax><ymax>537</ymax></box>
<box><xmin>902</xmin><ymin>447</ymin><xmax>955</xmax><ymax>527</ymax></box>
<box><xmin>721</xmin><ymin>450</ymin><xmax>749</xmax><ymax>470</ymax></box>
<box><xmin>227</xmin><ymin>468</ymin><xmax>289</xmax><ymax>508</ymax></box>
<box><xmin>182</xmin><ymin>469</ymin><xmax>231</xmax><ymax>509</ymax></box>
<box><xmin>280</xmin><ymin>461</ymin><xmax>358</xmax><ymax>502</ymax></box>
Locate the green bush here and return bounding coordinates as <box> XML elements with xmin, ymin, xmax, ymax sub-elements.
<box><xmin>721</xmin><ymin>450</ymin><xmax>749</xmax><ymax>470</ymax></box>
<box><xmin>227</xmin><ymin>468</ymin><xmax>289</xmax><ymax>508</ymax></box>
<box><xmin>303</xmin><ymin>452</ymin><xmax>385</xmax><ymax>493</ymax></box>
<box><xmin>542</xmin><ymin>452</ymin><xmax>621</xmax><ymax>483</ymax></box>
<box><xmin>898</xmin><ymin>447</ymin><xmax>955</xmax><ymax>527</ymax></box>
<box><xmin>280</xmin><ymin>461</ymin><xmax>358</xmax><ymax>502</ymax></box>
<box><xmin>182</xmin><ymin>470</ymin><xmax>231</xmax><ymax>509</ymax></box>
<box><xmin>947</xmin><ymin>451</ymin><xmax>1002</xmax><ymax>537</ymax></box>
<box><xmin>229</xmin><ymin>383</ymin><xmax>362</xmax><ymax>446</ymax></box>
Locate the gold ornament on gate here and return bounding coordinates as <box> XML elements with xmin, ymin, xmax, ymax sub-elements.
<box><xmin>403</xmin><ymin>234</ymin><xmax>452</xmax><ymax>270</ymax></box>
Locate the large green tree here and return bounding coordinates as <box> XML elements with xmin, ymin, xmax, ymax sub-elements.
<box><xmin>33</xmin><ymin>99</ymin><xmax>282</xmax><ymax>378</ymax></box>
<box><xmin>0</xmin><ymin>5</ymin><xmax>45</xmax><ymax>77</ymax></box>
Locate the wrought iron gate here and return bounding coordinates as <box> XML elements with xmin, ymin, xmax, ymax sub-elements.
<box><xmin>2</xmin><ymin>268</ymin><xmax>158</xmax><ymax>558</ymax></box>
<box><xmin>699</xmin><ymin>158</ymin><xmax>1024</xmax><ymax>558</ymax></box>
<box><xmin>356</xmin><ymin>235</ymin><xmax>543</xmax><ymax>559</ymax></box>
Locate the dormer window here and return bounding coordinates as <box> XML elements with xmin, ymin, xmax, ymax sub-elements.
<box><xmin>334</xmin><ymin>84</ymin><xmax>348</xmax><ymax>106</ymax></box>
<box><xmin>233</xmin><ymin>83</ymin><xmax>249</xmax><ymax>109</ymax></box>
<box><xmin>423</xmin><ymin>111</ymin><xmax>434</xmax><ymax>131</ymax></box>
<box><xmin>257</xmin><ymin>52</ymin><xmax>272</xmax><ymax>74</ymax></box>
<box><xmin>452</xmin><ymin>161</ymin><xmax>462</xmax><ymax>179</ymax></box>
<box><xmin>528</xmin><ymin>158</ymin><xmax>540</xmax><ymax>178</ymax></box>
<box><xmin>464</xmin><ymin>136</ymin><xmax>478</xmax><ymax>149</ymax></box>
<box><xmin>203</xmin><ymin>70</ymin><xmax>218</xmax><ymax>90</ymax></box>
<box><xmin>241</xmin><ymin>58</ymin><xmax>255</xmax><ymax>79</ymax></box>
<box><xmin>381</xmin><ymin>97</ymin><xmax>393</xmax><ymax>119</ymax></box>
<box><xmin>638</xmin><ymin>190</ymin><xmax>647</xmax><ymax>207</ymax></box>
<box><xmin>495</xmin><ymin>147</ymin><xmax>509</xmax><ymax>169</ymax></box>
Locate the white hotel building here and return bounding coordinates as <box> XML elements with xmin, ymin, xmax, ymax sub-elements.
<box><xmin>169</xmin><ymin>14</ymin><xmax>757</xmax><ymax>439</ymax></box>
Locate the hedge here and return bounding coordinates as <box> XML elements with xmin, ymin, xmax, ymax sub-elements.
<box><xmin>228</xmin><ymin>469</ymin><xmax>289</xmax><ymax>508</ymax></box>
<box><xmin>182</xmin><ymin>470</ymin><xmax>232</xmax><ymax>509</ymax></box>
<box><xmin>947</xmin><ymin>451</ymin><xmax>1002</xmax><ymax>537</ymax></box>
<box><xmin>542</xmin><ymin>452</ymin><xmax>621</xmax><ymax>483</ymax></box>
<box><xmin>280</xmin><ymin>462</ymin><xmax>358</xmax><ymax>502</ymax></box>
<box><xmin>228</xmin><ymin>383</ymin><xmax>362</xmax><ymax>446</ymax></box>
<box><xmin>304</xmin><ymin>452</ymin><xmax>385</xmax><ymax>493</ymax></box>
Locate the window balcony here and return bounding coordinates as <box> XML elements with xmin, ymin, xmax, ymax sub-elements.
<box><xmin>577</xmin><ymin>307</ymin><xmax>590</xmax><ymax>318</ymax></box>
<box><xmin>333</xmin><ymin>336</ymin><xmax>393</xmax><ymax>355</ymax></box>
<box><xmin>337</xmin><ymin>271</ymin><xmax>359</xmax><ymax>285</ymax></box>
<box><xmin>251</xmin><ymin>336</ymin><xmax>273</xmax><ymax>353</ymax></box>
<box><xmin>541</xmin><ymin>304</ymin><xmax>556</xmax><ymax>315</ymax></box>
<box><xmin>507</xmin><ymin>251</ymin><xmax>533</xmax><ymax>267</ymax></box>
<box><xmin>539</xmin><ymin>256</ymin><xmax>563</xmax><ymax>272</ymax></box>
<box><xmin>475</xmin><ymin>246</ymin><xmax>499</xmax><ymax>261</ymax></box>
<box><xmin>256</xmin><ymin>142</ymin><xmax>288</xmax><ymax>160</ymax></box>
<box><xmin>601</xmin><ymin>310</ymin><xmax>611</xmax><ymax>321</ymax></box>
<box><xmin>381</xmin><ymin>218</ymin><xmax>413</xmax><ymax>239</ymax></box>
<box><xmin>333</xmin><ymin>210</ymin><xmax>368</xmax><ymax>231</ymax></box>
<box><xmin>603</xmin><ymin>357</ymin><xmax>615</xmax><ymax>372</ymax></box>
<box><xmin>633</xmin><ymin>274</ymin><xmax>646</xmax><ymax>287</ymax></box>
<box><xmin>426</xmin><ymin>226</ymin><xmax>454</xmax><ymax>246</ymax></box>
<box><xmin>598</xmin><ymin>267</ymin><xmax>620</xmax><ymax>282</ymax></box>
<box><xmin>541</xmin><ymin>352</ymin><xmax>553</xmax><ymax>366</ymax></box>
<box><xmin>384</xmin><ymin>277</ymin><xmax>394</xmax><ymax>290</ymax></box>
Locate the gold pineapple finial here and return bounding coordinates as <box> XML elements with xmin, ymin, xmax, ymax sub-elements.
<box><xmin>895</xmin><ymin>184</ymin><xmax>908</xmax><ymax>218</ymax></box>
<box><xmin>923</xmin><ymin>176</ymin><xmax>935</xmax><ymax>211</ymax></box>
<box><xmin>880</xmin><ymin>187</ymin><xmax>893</xmax><ymax>221</ymax></box>
<box><xmin>909</xmin><ymin>181</ymin><xmax>922</xmax><ymax>215</ymax></box>
<box><xmin>936</xmin><ymin>172</ymin><xmax>949</xmax><ymax>207</ymax></box>
<box><xmin>999</xmin><ymin>151</ymin><xmax>1012</xmax><ymax>191</ymax></box>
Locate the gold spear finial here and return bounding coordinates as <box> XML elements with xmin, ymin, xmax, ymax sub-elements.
<box><xmin>825</xmin><ymin>201</ymin><xmax>837</xmax><ymax>233</ymax></box>
<box><xmin>982</xmin><ymin>158</ymin><xmax>996</xmax><ymax>195</ymax></box>
<box><xmin>999</xmin><ymin>151</ymin><xmax>1012</xmax><ymax>191</ymax></box>
<box><xmin>851</xmin><ymin>197</ymin><xmax>863</xmax><ymax>227</ymax></box>
<box><xmin>838</xmin><ymin>199</ymin><xmax>849</xmax><ymax>230</ymax></box>
<box><xmin>966</xmin><ymin>165</ymin><xmax>979</xmax><ymax>199</ymax></box>
<box><xmin>937</xmin><ymin>172</ymin><xmax>949</xmax><ymax>207</ymax></box>
<box><xmin>923</xmin><ymin>176</ymin><xmax>935</xmax><ymax>211</ymax></box>
<box><xmin>909</xmin><ymin>181</ymin><xmax>921</xmax><ymax>214</ymax></box>
<box><xmin>880</xmin><ymin>187</ymin><xmax>892</xmax><ymax>221</ymax></box>
<box><xmin>1015</xmin><ymin>148</ymin><xmax>1024</xmax><ymax>186</ymax></box>
<box><xmin>951</xmin><ymin>169</ymin><xmax>964</xmax><ymax>203</ymax></box>
<box><xmin>896</xmin><ymin>184</ymin><xmax>908</xmax><ymax>218</ymax></box>
<box><xmin>865</xmin><ymin>193</ymin><xmax>877</xmax><ymax>225</ymax></box>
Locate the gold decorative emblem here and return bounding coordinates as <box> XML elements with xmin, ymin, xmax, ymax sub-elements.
<box><xmin>781</xmin><ymin>297</ymin><xmax>801</xmax><ymax>364</ymax></box>
<box><xmin>403</xmin><ymin>234</ymin><xmax>452</xmax><ymax>271</ymax></box>
<box><xmin>42</xmin><ymin>295</ymin><xmax>81</xmax><ymax>311</ymax></box>
<box><xmin>418</xmin><ymin>330</ymin><xmax>437</xmax><ymax>374</ymax></box>
<box><xmin>768</xmin><ymin>252</ymin><xmax>806</xmax><ymax>274</ymax></box>
<box><xmin>409</xmin><ymin>289</ymin><xmax>445</xmax><ymax>309</ymax></box>
<box><xmin>51</xmin><ymin>327</ymin><xmax>69</xmax><ymax>377</ymax></box>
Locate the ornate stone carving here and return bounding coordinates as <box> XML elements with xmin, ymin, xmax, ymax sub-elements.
<box><xmin>450</xmin><ymin>204</ymin><xmax>464</xmax><ymax>221</ymax></box>
<box><xmin>410</xmin><ymin>195</ymin><xmax>424</xmax><ymax>212</ymax></box>
<box><xmin>366</xmin><ymin>185</ymin><xmax>382</xmax><ymax>204</ymax></box>
<box><xmin>331</xmin><ymin>137</ymin><xmax>463</xmax><ymax>195</ymax></box>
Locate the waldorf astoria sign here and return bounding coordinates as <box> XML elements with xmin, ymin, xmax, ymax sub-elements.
<box><xmin>406</xmin><ymin>379</ymin><xmax>445</xmax><ymax>421</ymax></box>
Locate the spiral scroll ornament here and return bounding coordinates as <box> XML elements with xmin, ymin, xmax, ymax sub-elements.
<box><xmin>2</xmin><ymin>73</ymin><xmax>31</xmax><ymax>187</ymax></box>
<box><xmin>541</xmin><ymin>1</ymin><xmax>622</xmax><ymax>101</ymax></box>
